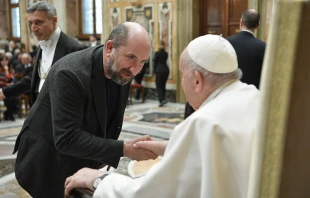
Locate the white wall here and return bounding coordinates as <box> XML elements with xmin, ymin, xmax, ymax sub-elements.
<box><xmin>53</xmin><ymin>0</ymin><xmax>67</xmax><ymax>33</ymax></box>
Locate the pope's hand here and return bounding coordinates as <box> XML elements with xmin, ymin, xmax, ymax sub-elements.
<box><xmin>123</xmin><ymin>135</ymin><xmax>158</xmax><ymax>161</ymax></box>
<box><xmin>133</xmin><ymin>140</ymin><xmax>168</xmax><ymax>156</ymax></box>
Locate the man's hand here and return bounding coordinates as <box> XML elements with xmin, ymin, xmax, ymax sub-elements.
<box><xmin>64</xmin><ymin>168</ymin><xmax>104</xmax><ymax>196</ymax></box>
<box><xmin>0</xmin><ymin>89</ymin><xmax>6</xmax><ymax>100</ymax></box>
<box><xmin>133</xmin><ymin>140</ymin><xmax>168</xmax><ymax>156</ymax></box>
<box><xmin>123</xmin><ymin>135</ymin><xmax>158</xmax><ymax>161</ymax></box>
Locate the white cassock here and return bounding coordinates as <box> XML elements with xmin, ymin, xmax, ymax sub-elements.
<box><xmin>94</xmin><ymin>80</ymin><xmax>260</xmax><ymax>198</ymax></box>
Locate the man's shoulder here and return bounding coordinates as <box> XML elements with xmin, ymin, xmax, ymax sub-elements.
<box><xmin>226</xmin><ymin>34</ymin><xmax>238</xmax><ymax>41</ymax></box>
<box><xmin>56</xmin><ymin>45</ymin><xmax>102</xmax><ymax>67</ymax></box>
<box><xmin>226</xmin><ymin>32</ymin><xmax>245</xmax><ymax>41</ymax></box>
<box><xmin>253</xmin><ymin>37</ymin><xmax>266</xmax><ymax>47</ymax></box>
<box><xmin>59</xmin><ymin>32</ymin><xmax>85</xmax><ymax>49</ymax></box>
<box><xmin>157</xmin><ymin>49</ymin><xmax>168</xmax><ymax>55</ymax></box>
<box><xmin>227</xmin><ymin>32</ymin><xmax>266</xmax><ymax>48</ymax></box>
<box><xmin>193</xmin><ymin>84</ymin><xmax>259</xmax><ymax>117</ymax></box>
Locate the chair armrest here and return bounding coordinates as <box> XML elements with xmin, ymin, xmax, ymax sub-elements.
<box><xmin>65</xmin><ymin>188</ymin><xmax>93</xmax><ymax>198</ymax></box>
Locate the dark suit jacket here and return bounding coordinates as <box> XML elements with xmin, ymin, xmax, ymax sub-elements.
<box><xmin>3</xmin><ymin>32</ymin><xmax>85</xmax><ymax>105</ymax></box>
<box><xmin>14</xmin><ymin>63</ymin><xmax>30</xmax><ymax>74</ymax></box>
<box><xmin>153</xmin><ymin>49</ymin><xmax>169</xmax><ymax>74</ymax></box>
<box><xmin>13</xmin><ymin>46</ymin><xmax>130</xmax><ymax>198</ymax></box>
<box><xmin>226</xmin><ymin>31</ymin><xmax>266</xmax><ymax>89</ymax></box>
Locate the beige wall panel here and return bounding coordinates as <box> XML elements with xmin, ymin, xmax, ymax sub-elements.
<box><xmin>0</xmin><ymin>0</ymin><xmax>9</xmax><ymax>41</ymax></box>
<box><xmin>66</xmin><ymin>0</ymin><xmax>78</xmax><ymax>38</ymax></box>
<box><xmin>53</xmin><ymin>0</ymin><xmax>66</xmax><ymax>32</ymax></box>
<box><xmin>248</xmin><ymin>1</ymin><xmax>310</xmax><ymax>198</ymax></box>
<box><xmin>278</xmin><ymin>2</ymin><xmax>310</xmax><ymax>197</ymax></box>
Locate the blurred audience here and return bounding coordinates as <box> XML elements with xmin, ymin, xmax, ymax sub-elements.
<box><xmin>88</xmin><ymin>34</ymin><xmax>100</xmax><ymax>47</ymax></box>
<box><xmin>11</xmin><ymin>52</ymin><xmax>23</xmax><ymax>70</ymax></box>
<box><xmin>4</xmin><ymin>40</ymin><xmax>19</xmax><ymax>57</ymax></box>
<box><xmin>15</xmin><ymin>53</ymin><xmax>32</xmax><ymax>75</ymax></box>
<box><xmin>0</xmin><ymin>55</ymin><xmax>16</xmax><ymax>121</ymax></box>
<box><xmin>29</xmin><ymin>45</ymin><xmax>37</xmax><ymax>60</ymax></box>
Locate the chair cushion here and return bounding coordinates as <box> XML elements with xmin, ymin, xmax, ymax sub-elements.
<box><xmin>130</xmin><ymin>84</ymin><xmax>144</xmax><ymax>88</ymax></box>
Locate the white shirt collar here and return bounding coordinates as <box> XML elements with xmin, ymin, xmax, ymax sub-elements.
<box><xmin>39</xmin><ymin>27</ymin><xmax>61</xmax><ymax>49</ymax></box>
<box><xmin>241</xmin><ymin>30</ymin><xmax>255</xmax><ymax>36</ymax></box>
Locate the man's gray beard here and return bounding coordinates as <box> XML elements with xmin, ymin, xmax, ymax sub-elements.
<box><xmin>109</xmin><ymin>68</ymin><xmax>133</xmax><ymax>85</ymax></box>
<box><xmin>107</xmin><ymin>53</ymin><xmax>133</xmax><ymax>85</ymax></box>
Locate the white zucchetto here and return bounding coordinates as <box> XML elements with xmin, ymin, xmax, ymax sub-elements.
<box><xmin>187</xmin><ymin>34</ymin><xmax>238</xmax><ymax>73</ymax></box>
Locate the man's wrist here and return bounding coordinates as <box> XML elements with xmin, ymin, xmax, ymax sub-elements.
<box><xmin>123</xmin><ymin>141</ymin><xmax>130</xmax><ymax>158</ymax></box>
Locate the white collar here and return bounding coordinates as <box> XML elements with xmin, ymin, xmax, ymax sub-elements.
<box><xmin>201</xmin><ymin>80</ymin><xmax>238</xmax><ymax>107</ymax></box>
<box><xmin>241</xmin><ymin>30</ymin><xmax>255</xmax><ymax>37</ymax></box>
<box><xmin>39</xmin><ymin>27</ymin><xmax>61</xmax><ymax>49</ymax></box>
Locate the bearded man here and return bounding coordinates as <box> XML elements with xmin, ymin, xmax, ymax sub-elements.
<box><xmin>13</xmin><ymin>22</ymin><xmax>157</xmax><ymax>198</ymax></box>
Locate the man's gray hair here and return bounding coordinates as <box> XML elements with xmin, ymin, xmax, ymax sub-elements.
<box><xmin>22</xmin><ymin>53</ymin><xmax>32</xmax><ymax>59</ymax></box>
<box><xmin>183</xmin><ymin>50</ymin><xmax>242</xmax><ymax>88</ymax></box>
<box><xmin>106</xmin><ymin>23</ymin><xmax>129</xmax><ymax>49</ymax></box>
<box><xmin>27</xmin><ymin>1</ymin><xmax>57</xmax><ymax>18</ymax></box>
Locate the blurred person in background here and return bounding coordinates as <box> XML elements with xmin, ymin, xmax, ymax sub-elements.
<box><xmin>154</xmin><ymin>40</ymin><xmax>169</xmax><ymax>107</ymax></box>
<box><xmin>0</xmin><ymin>55</ymin><xmax>16</xmax><ymax>120</ymax></box>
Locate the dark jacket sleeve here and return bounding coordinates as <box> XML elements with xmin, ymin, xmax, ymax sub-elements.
<box><xmin>50</xmin><ymin>68</ymin><xmax>123</xmax><ymax>168</ymax></box>
<box><xmin>2</xmin><ymin>72</ymin><xmax>31</xmax><ymax>99</ymax></box>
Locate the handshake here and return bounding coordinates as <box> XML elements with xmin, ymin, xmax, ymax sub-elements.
<box><xmin>64</xmin><ymin>136</ymin><xmax>168</xmax><ymax>197</ymax></box>
<box><xmin>123</xmin><ymin>135</ymin><xmax>168</xmax><ymax>161</ymax></box>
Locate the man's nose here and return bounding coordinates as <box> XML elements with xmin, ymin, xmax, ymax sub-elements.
<box><xmin>130</xmin><ymin>63</ymin><xmax>144</xmax><ymax>76</ymax></box>
<box><xmin>31</xmin><ymin>24</ymin><xmax>38</xmax><ymax>31</ymax></box>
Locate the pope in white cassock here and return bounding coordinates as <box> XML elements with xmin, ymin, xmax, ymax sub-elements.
<box><xmin>65</xmin><ymin>34</ymin><xmax>260</xmax><ymax>198</ymax></box>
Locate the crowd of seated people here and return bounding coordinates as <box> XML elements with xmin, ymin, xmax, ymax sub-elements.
<box><xmin>0</xmin><ymin>55</ymin><xmax>16</xmax><ymax>120</ymax></box>
<box><xmin>0</xmin><ymin>40</ymin><xmax>36</xmax><ymax>121</ymax></box>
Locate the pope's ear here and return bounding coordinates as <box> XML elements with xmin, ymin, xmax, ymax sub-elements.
<box><xmin>193</xmin><ymin>70</ymin><xmax>203</xmax><ymax>93</ymax></box>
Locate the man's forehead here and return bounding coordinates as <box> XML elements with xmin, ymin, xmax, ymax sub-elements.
<box><xmin>27</xmin><ymin>11</ymin><xmax>48</xmax><ymax>20</ymax></box>
<box><xmin>119</xmin><ymin>43</ymin><xmax>150</xmax><ymax>58</ymax></box>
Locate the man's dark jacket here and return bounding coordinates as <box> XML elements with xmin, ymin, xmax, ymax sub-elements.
<box><xmin>226</xmin><ymin>31</ymin><xmax>266</xmax><ymax>89</ymax></box>
<box><xmin>3</xmin><ymin>32</ymin><xmax>85</xmax><ymax>104</ymax></box>
<box><xmin>13</xmin><ymin>46</ymin><xmax>130</xmax><ymax>198</ymax></box>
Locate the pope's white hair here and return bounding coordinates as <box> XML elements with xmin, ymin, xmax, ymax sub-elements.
<box><xmin>182</xmin><ymin>49</ymin><xmax>242</xmax><ymax>88</ymax></box>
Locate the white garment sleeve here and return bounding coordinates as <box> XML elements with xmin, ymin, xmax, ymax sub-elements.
<box><xmin>93</xmin><ymin>90</ymin><xmax>258</xmax><ymax>198</ymax></box>
<box><xmin>92</xmin><ymin>118</ymin><xmax>211</xmax><ymax>198</ymax></box>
